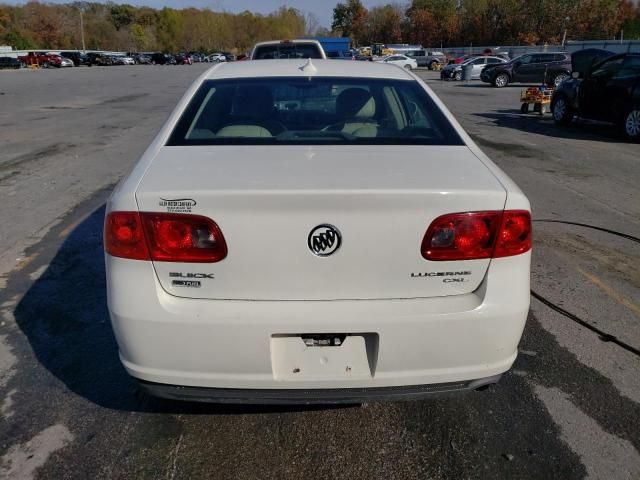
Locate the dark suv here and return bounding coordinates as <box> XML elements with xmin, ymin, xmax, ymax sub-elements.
<box><xmin>551</xmin><ymin>52</ymin><xmax>640</xmax><ymax>141</ymax></box>
<box><xmin>0</xmin><ymin>57</ymin><xmax>22</xmax><ymax>69</ymax></box>
<box><xmin>481</xmin><ymin>52</ymin><xmax>572</xmax><ymax>88</ymax></box>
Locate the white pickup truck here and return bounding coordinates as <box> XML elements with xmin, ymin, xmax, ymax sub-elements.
<box><xmin>251</xmin><ymin>40</ymin><xmax>326</xmax><ymax>60</ymax></box>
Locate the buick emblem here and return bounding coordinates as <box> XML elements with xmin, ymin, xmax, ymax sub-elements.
<box><xmin>308</xmin><ymin>224</ymin><xmax>341</xmax><ymax>257</ymax></box>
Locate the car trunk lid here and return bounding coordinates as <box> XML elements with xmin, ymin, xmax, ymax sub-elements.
<box><xmin>135</xmin><ymin>145</ymin><xmax>506</xmax><ymax>300</ymax></box>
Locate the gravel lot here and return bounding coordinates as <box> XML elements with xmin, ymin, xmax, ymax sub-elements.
<box><xmin>0</xmin><ymin>65</ymin><xmax>639</xmax><ymax>479</ymax></box>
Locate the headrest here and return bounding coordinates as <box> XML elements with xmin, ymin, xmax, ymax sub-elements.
<box><xmin>231</xmin><ymin>86</ymin><xmax>274</xmax><ymax>118</ymax></box>
<box><xmin>336</xmin><ymin>88</ymin><xmax>376</xmax><ymax>119</ymax></box>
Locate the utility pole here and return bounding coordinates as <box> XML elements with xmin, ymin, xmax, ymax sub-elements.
<box><xmin>79</xmin><ymin>8</ymin><xmax>86</xmax><ymax>52</ymax></box>
<box><xmin>561</xmin><ymin>16</ymin><xmax>570</xmax><ymax>47</ymax></box>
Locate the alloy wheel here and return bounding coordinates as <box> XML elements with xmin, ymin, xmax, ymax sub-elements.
<box><xmin>494</xmin><ymin>74</ymin><xmax>508</xmax><ymax>87</ymax></box>
<box><xmin>553</xmin><ymin>98</ymin><xmax>567</xmax><ymax>122</ymax></box>
<box><xmin>625</xmin><ymin>110</ymin><xmax>640</xmax><ymax>138</ymax></box>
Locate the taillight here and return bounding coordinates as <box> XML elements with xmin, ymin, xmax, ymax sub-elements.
<box><xmin>494</xmin><ymin>210</ymin><xmax>532</xmax><ymax>258</ymax></box>
<box><xmin>141</xmin><ymin>212</ymin><xmax>227</xmax><ymax>263</ymax></box>
<box><xmin>104</xmin><ymin>212</ymin><xmax>227</xmax><ymax>263</ymax></box>
<box><xmin>105</xmin><ymin>212</ymin><xmax>150</xmax><ymax>260</ymax></box>
<box><xmin>421</xmin><ymin>210</ymin><xmax>531</xmax><ymax>261</ymax></box>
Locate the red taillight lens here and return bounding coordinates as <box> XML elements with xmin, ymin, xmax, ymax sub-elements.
<box><xmin>494</xmin><ymin>210</ymin><xmax>532</xmax><ymax>258</ymax></box>
<box><xmin>421</xmin><ymin>210</ymin><xmax>531</xmax><ymax>261</ymax></box>
<box><xmin>104</xmin><ymin>212</ymin><xmax>150</xmax><ymax>260</ymax></box>
<box><xmin>140</xmin><ymin>212</ymin><xmax>227</xmax><ymax>263</ymax></box>
<box><xmin>422</xmin><ymin>211</ymin><xmax>501</xmax><ymax>260</ymax></box>
<box><xmin>105</xmin><ymin>212</ymin><xmax>227</xmax><ymax>262</ymax></box>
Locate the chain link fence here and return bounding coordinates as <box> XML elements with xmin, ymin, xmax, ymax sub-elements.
<box><xmin>435</xmin><ymin>40</ymin><xmax>640</xmax><ymax>59</ymax></box>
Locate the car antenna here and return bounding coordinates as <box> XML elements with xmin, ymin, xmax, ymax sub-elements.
<box><xmin>299</xmin><ymin>58</ymin><xmax>317</xmax><ymax>74</ymax></box>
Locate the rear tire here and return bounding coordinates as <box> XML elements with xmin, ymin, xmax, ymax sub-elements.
<box><xmin>552</xmin><ymin>95</ymin><xmax>573</xmax><ymax>126</ymax></box>
<box><xmin>623</xmin><ymin>108</ymin><xmax>640</xmax><ymax>141</ymax></box>
<box><xmin>493</xmin><ymin>73</ymin><xmax>509</xmax><ymax>88</ymax></box>
<box><xmin>520</xmin><ymin>103</ymin><xmax>530</xmax><ymax>114</ymax></box>
<box><xmin>404</xmin><ymin>64</ymin><xmax>412</xmax><ymax>70</ymax></box>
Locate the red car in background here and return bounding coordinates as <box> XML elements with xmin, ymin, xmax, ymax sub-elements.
<box><xmin>17</xmin><ymin>52</ymin><xmax>63</xmax><ymax>68</ymax></box>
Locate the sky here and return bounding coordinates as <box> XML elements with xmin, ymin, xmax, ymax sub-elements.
<box><xmin>11</xmin><ymin>1</ymin><xmax>391</xmax><ymax>28</ymax></box>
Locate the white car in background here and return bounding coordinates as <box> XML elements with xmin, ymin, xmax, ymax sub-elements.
<box><xmin>209</xmin><ymin>53</ymin><xmax>226</xmax><ymax>63</ymax></box>
<box><xmin>105</xmin><ymin>59</ymin><xmax>531</xmax><ymax>404</ymax></box>
<box><xmin>377</xmin><ymin>54</ymin><xmax>418</xmax><ymax>70</ymax></box>
<box><xmin>441</xmin><ymin>56</ymin><xmax>507</xmax><ymax>81</ymax></box>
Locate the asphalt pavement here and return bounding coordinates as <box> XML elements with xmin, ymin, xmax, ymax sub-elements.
<box><xmin>0</xmin><ymin>65</ymin><xmax>638</xmax><ymax>479</ymax></box>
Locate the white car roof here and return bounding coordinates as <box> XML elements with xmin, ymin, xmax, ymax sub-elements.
<box><xmin>203</xmin><ymin>59</ymin><xmax>413</xmax><ymax>80</ymax></box>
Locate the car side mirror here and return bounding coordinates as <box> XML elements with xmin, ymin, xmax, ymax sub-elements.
<box><xmin>572</xmin><ymin>71</ymin><xmax>580</xmax><ymax>79</ymax></box>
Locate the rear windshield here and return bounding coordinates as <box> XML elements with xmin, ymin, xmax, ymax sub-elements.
<box><xmin>167</xmin><ymin>77</ymin><xmax>464</xmax><ymax>146</ymax></box>
<box><xmin>253</xmin><ymin>44</ymin><xmax>323</xmax><ymax>60</ymax></box>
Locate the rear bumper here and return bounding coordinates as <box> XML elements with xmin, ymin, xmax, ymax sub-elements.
<box><xmin>107</xmin><ymin>253</ymin><xmax>530</xmax><ymax>398</ymax></box>
<box><xmin>139</xmin><ymin>374</ymin><xmax>502</xmax><ymax>405</ymax></box>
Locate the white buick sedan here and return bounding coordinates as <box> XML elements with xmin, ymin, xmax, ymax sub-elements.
<box><xmin>105</xmin><ymin>59</ymin><xmax>531</xmax><ymax>404</ymax></box>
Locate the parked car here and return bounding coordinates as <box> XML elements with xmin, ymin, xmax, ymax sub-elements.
<box><xmin>133</xmin><ymin>54</ymin><xmax>152</xmax><ymax>65</ymax></box>
<box><xmin>60</xmin><ymin>51</ymin><xmax>90</xmax><ymax>66</ymax></box>
<box><xmin>450</xmin><ymin>54</ymin><xmax>477</xmax><ymax>65</ymax></box>
<box><xmin>405</xmin><ymin>50</ymin><xmax>447</xmax><ymax>69</ymax></box>
<box><xmin>45</xmin><ymin>54</ymin><xmax>65</xmax><ymax>68</ymax></box>
<box><xmin>175</xmin><ymin>54</ymin><xmax>193</xmax><ymax>65</ymax></box>
<box><xmin>0</xmin><ymin>57</ymin><xmax>21</xmax><ymax>69</ymax></box>
<box><xmin>481</xmin><ymin>52</ymin><xmax>572</xmax><ymax>88</ymax></box>
<box><xmin>189</xmin><ymin>53</ymin><xmax>207</xmax><ymax>63</ymax></box>
<box><xmin>104</xmin><ymin>59</ymin><xmax>531</xmax><ymax>404</ymax></box>
<box><xmin>209</xmin><ymin>53</ymin><xmax>226</xmax><ymax>63</ymax></box>
<box><xmin>111</xmin><ymin>55</ymin><xmax>135</xmax><ymax>65</ymax></box>
<box><xmin>551</xmin><ymin>52</ymin><xmax>640</xmax><ymax>140</ymax></box>
<box><xmin>59</xmin><ymin>56</ymin><xmax>74</xmax><ymax>67</ymax></box>
<box><xmin>17</xmin><ymin>51</ymin><xmax>59</xmax><ymax>68</ymax></box>
<box><xmin>441</xmin><ymin>56</ymin><xmax>507</xmax><ymax>81</ymax></box>
<box><xmin>376</xmin><ymin>54</ymin><xmax>417</xmax><ymax>70</ymax></box>
<box><xmin>251</xmin><ymin>40</ymin><xmax>327</xmax><ymax>60</ymax></box>
<box><xmin>87</xmin><ymin>53</ymin><xmax>113</xmax><ymax>66</ymax></box>
<box><xmin>450</xmin><ymin>50</ymin><xmax>502</xmax><ymax>65</ymax></box>
<box><xmin>150</xmin><ymin>53</ymin><xmax>175</xmax><ymax>65</ymax></box>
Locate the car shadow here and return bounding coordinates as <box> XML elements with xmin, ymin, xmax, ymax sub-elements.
<box><xmin>472</xmin><ymin>109</ymin><xmax>632</xmax><ymax>143</ymax></box>
<box><xmin>12</xmin><ymin>204</ymin><xmax>350</xmax><ymax>415</ymax></box>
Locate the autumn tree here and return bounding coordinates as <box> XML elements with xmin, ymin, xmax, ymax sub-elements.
<box><xmin>365</xmin><ymin>4</ymin><xmax>404</xmax><ymax>44</ymax></box>
<box><xmin>407</xmin><ymin>0</ymin><xmax>458</xmax><ymax>47</ymax></box>
<box><xmin>332</xmin><ymin>0</ymin><xmax>368</xmax><ymax>42</ymax></box>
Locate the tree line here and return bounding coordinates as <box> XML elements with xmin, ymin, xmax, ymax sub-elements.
<box><xmin>333</xmin><ymin>0</ymin><xmax>640</xmax><ymax>47</ymax></box>
<box><xmin>0</xmin><ymin>2</ymin><xmax>317</xmax><ymax>53</ymax></box>
<box><xmin>0</xmin><ymin>0</ymin><xmax>639</xmax><ymax>54</ymax></box>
